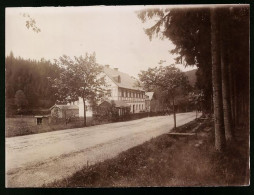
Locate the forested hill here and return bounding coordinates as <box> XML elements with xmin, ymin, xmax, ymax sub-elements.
<box><xmin>184</xmin><ymin>69</ymin><xmax>197</xmax><ymax>87</ymax></box>
<box><xmin>5</xmin><ymin>53</ymin><xmax>61</xmax><ymax>115</ymax></box>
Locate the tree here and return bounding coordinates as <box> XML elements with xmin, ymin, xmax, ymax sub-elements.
<box><xmin>5</xmin><ymin>53</ymin><xmax>61</xmax><ymax>112</ymax></box>
<box><xmin>51</xmin><ymin>107</ymin><xmax>60</xmax><ymax>124</ymax></box>
<box><xmin>219</xmin><ymin>9</ymin><xmax>234</xmax><ymax>142</ymax></box>
<box><xmin>14</xmin><ymin>90</ymin><xmax>28</xmax><ymax>111</ymax></box>
<box><xmin>137</xmin><ymin>5</ymin><xmax>249</xmax><ymax>151</ymax></box>
<box><xmin>139</xmin><ymin>65</ymin><xmax>189</xmax><ymax>129</ymax></box>
<box><xmin>137</xmin><ymin>7</ymin><xmax>213</xmax><ymax>113</ymax></box>
<box><xmin>210</xmin><ymin>8</ymin><xmax>226</xmax><ymax>150</ymax></box>
<box><xmin>188</xmin><ymin>90</ymin><xmax>205</xmax><ymax>118</ymax></box>
<box><xmin>51</xmin><ymin>53</ymin><xmax>106</xmax><ymax>126</ymax></box>
<box><xmin>21</xmin><ymin>13</ymin><xmax>41</xmax><ymax>33</ymax></box>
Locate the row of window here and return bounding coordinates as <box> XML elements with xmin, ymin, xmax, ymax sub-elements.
<box><xmin>131</xmin><ymin>103</ymin><xmax>144</xmax><ymax>111</ymax></box>
<box><xmin>119</xmin><ymin>89</ymin><xmax>145</xmax><ymax>98</ymax></box>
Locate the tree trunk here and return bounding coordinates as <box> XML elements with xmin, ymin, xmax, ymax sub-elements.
<box><xmin>228</xmin><ymin>7</ymin><xmax>236</xmax><ymax>131</ymax></box>
<box><xmin>211</xmin><ymin>94</ymin><xmax>213</xmax><ymax>114</ymax></box>
<box><xmin>220</xmin><ymin>10</ymin><xmax>234</xmax><ymax>142</ymax></box>
<box><xmin>210</xmin><ymin>8</ymin><xmax>226</xmax><ymax>151</ymax></box>
<box><xmin>234</xmin><ymin>79</ymin><xmax>238</xmax><ymax>126</ymax></box>
<box><xmin>228</xmin><ymin>55</ymin><xmax>235</xmax><ymax>129</ymax></box>
<box><xmin>83</xmin><ymin>98</ymin><xmax>87</xmax><ymax>126</ymax></box>
<box><xmin>196</xmin><ymin>104</ymin><xmax>198</xmax><ymax>119</ymax></box>
<box><xmin>172</xmin><ymin>95</ymin><xmax>176</xmax><ymax>129</ymax></box>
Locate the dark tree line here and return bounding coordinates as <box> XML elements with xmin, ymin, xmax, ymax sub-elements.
<box><xmin>5</xmin><ymin>52</ymin><xmax>61</xmax><ymax>114</ymax></box>
<box><xmin>138</xmin><ymin>5</ymin><xmax>249</xmax><ymax>151</ymax></box>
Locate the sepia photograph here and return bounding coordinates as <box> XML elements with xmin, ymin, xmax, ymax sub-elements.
<box><xmin>5</xmin><ymin>4</ymin><xmax>250</xmax><ymax>187</ymax></box>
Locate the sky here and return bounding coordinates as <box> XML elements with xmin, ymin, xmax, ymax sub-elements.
<box><xmin>5</xmin><ymin>6</ymin><xmax>197</xmax><ymax>77</ymax></box>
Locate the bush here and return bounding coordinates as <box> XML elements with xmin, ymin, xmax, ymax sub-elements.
<box><xmin>129</xmin><ymin>112</ymin><xmax>149</xmax><ymax>120</ymax></box>
<box><xmin>149</xmin><ymin>111</ymin><xmax>168</xmax><ymax>117</ymax></box>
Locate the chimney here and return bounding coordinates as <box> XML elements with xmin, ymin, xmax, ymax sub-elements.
<box><xmin>114</xmin><ymin>68</ymin><xmax>118</xmax><ymax>71</ymax></box>
<box><xmin>105</xmin><ymin>65</ymin><xmax>110</xmax><ymax>68</ymax></box>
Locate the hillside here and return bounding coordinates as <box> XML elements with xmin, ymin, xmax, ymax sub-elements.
<box><xmin>5</xmin><ymin>54</ymin><xmax>61</xmax><ymax>115</ymax></box>
<box><xmin>184</xmin><ymin>69</ymin><xmax>197</xmax><ymax>87</ymax></box>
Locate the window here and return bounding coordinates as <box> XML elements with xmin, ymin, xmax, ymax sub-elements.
<box><xmin>37</xmin><ymin>118</ymin><xmax>42</xmax><ymax>125</ymax></box>
<box><xmin>136</xmin><ymin>104</ymin><xmax>138</xmax><ymax>110</ymax></box>
<box><xmin>142</xmin><ymin>104</ymin><xmax>143</xmax><ymax>110</ymax></box>
<box><xmin>107</xmin><ymin>89</ymin><xmax>111</xmax><ymax>97</ymax></box>
<box><xmin>139</xmin><ymin>104</ymin><xmax>141</xmax><ymax>110</ymax></box>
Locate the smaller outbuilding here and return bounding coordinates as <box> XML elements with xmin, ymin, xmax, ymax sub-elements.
<box><xmin>97</xmin><ymin>100</ymin><xmax>130</xmax><ymax>117</ymax></box>
<box><xmin>145</xmin><ymin>91</ymin><xmax>166</xmax><ymax>112</ymax></box>
<box><xmin>34</xmin><ymin>116</ymin><xmax>49</xmax><ymax>125</ymax></box>
<box><xmin>50</xmin><ymin>104</ymin><xmax>79</xmax><ymax>119</ymax></box>
<box><xmin>112</xmin><ymin>100</ymin><xmax>131</xmax><ymax>116</ymax></box>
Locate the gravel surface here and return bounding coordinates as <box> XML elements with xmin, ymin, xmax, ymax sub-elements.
<box><xmin>6</xmin><ymin>112</ymin><xmax>200</xmax><ymax>187</ymax></box>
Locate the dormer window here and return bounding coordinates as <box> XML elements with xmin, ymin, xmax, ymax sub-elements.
<box><xmin>113</xmin><ymin>75</ymin><xmax>121</xmax><ymax>83</ymax></box>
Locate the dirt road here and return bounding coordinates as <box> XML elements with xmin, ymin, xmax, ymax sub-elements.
<box><xmin>6</xmin><ymin>112</ymin><xmax>200</xmax><ymax>187</ymax></box>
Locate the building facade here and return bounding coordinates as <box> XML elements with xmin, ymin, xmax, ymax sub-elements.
<box><xmin>78</xmin><ymin>65</ymin><xmax>146</xmax><ymax>117</ymax></box>
<box><xmin>50</xmin><ymin>104</ymin><xmax>79</xmax><ymax>118</ymax></box>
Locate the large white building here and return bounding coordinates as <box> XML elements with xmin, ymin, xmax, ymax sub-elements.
<box><xmin>69</xmin><ymin>65</ymin><xmax>146</xmax><ymax>117</ymax></box>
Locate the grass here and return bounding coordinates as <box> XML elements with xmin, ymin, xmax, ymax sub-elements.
<box><xmin>46</xmin><ymin>118</ymin><xmax>249</xmax><ymax>187</ymax></box>
<box><xmin>5</xmin><ymin>117</ymin><xmax>95</xmax><ymax>137</ymax></box>
<box><xmin>5</xmin><ymin>112</ymin><xmax>167</xmax><ymax>137</ymax></box>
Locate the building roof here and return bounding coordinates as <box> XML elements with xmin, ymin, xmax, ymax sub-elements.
<box><xmin>145</xmin><ymin>92</ymin><xmax>154</xmax><ymax>100</ymax></box>
<box><xmin>50</xmin><ymin>104</ymin><xmax>79</xmax><ymax>110</ymax></box>
<box><xmin>103</xmin><ymin>66</ymin><xmax>144</xmax><ymax>91</ymax></box>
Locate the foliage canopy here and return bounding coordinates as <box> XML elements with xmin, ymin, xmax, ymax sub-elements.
<box><xmin>52</xmin><ymin>53</ymin><xmax>106</xmax><ymax>104</ymax></box>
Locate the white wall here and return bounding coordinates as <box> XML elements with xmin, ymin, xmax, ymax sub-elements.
<box><xmin>78</xmin><ymin>97</ymin><xmax>93</xmax><ymax>117</ymax></box>
<box><xmin>77</xmin><ymin>73</ymin><xmax>146</xmax><ymax>116</ymax></box>
<box><xmin>128</xmin><ymin>102</ymin><xmax>145</xmax><ymax>113</ymax></box>
<box><xmin>104</xmin><ymin>75</ymin><xmax>118</xmax><ymax>100</ymax></box>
